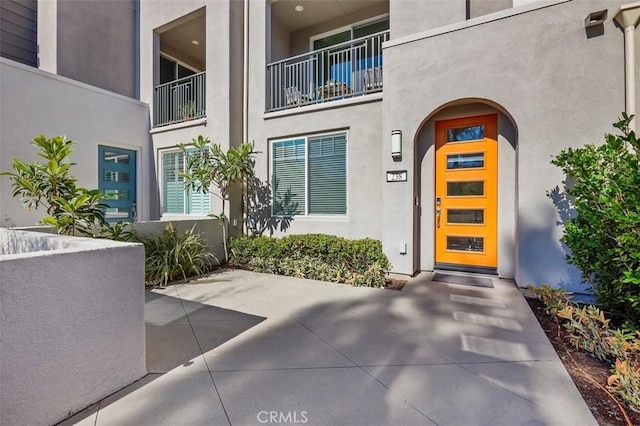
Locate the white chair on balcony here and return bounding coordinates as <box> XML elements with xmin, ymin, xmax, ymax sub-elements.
<box><xmin>284</xmin><ymin>86</ymin><xmax>308</xmax><ymax>106</ymax></box>
<box><xmin>364</xmin><ymin>67</ymin><xmax>383</xmax><ymax>91</ymax></box>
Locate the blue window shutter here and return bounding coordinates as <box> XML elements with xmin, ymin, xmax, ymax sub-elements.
<box><xmin>272</xmin><ymin>139</ymin><xmax>306</xmax><ymax>215</ymax></box>
<box><xmin>162</xmin><ymin>151</ymin><xmax>185</xmax><ymax>214</ymax></box>
<box><xmin>308</xmin><ymin>134</ymin><xmax>347</xmax><ymax>215</ymax></box>
<box><xmin>187</xmin><ymin>188</ymin><xmax>210</xmax><ymax>214</ymax></box>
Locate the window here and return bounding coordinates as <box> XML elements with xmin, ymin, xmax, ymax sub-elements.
<box><xmin>160</xmin><ymin>149</ymin><xmax>210</xmax><ymax>215</ymax></box>
<box><xmin>159</xmin><ymin>54</ymin><xmax>197</xmax><ymax>84</ymax></box>
<box><xmin>272</xmin><ymin>133</ymin><xmax>347</xmax><ymax>216</ymax></box>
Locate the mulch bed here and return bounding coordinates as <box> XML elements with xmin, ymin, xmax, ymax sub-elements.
<box><xmin>526</xmin><ymin>297</ymin><xmax>640</xmax><ymax>426</ymax></box>
<box><xmin>384</xmin><ymin>277</ymin><xmax>407</xmax><ymax>291</ymax></box>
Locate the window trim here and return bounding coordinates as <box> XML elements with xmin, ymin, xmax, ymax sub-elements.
<box><xmin>158</xmin><ymin>146</ymin><xmax>211</xmax><ymax>217</ymax></box>
<box><xmin>159</xmin><ymin>52</ymin><xmax>201</xmax><ymax>84</ymax></box>
<box><xmin>270</xmin><ymin>130</ymin><xmax>349</xmax><ymax>218</ymax></box>
<box><xmin>309</xmin><ymin>14</ymin><xmax>390</xmax><ymax>51</ymax></box>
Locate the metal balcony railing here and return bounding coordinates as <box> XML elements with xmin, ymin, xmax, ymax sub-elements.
<box><xmin>154</xmin><ymin>72</ymin><xmax>206</xmax><ymax>127</ymax></box>
<box><xmin>266</xmin><ymin>30</ymin><xmax>389</xmax><ymax>112</ymax></box>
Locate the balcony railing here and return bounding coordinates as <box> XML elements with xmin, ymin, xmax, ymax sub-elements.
<box><xmin>266</xmin><ymin>30</ymin><xmax>389</xmax><ymax>112</ymax></box>
<box><xmin>154</xmin><ymin>71</ymin><xmax>206</xmax><ymax>127</ymax></box>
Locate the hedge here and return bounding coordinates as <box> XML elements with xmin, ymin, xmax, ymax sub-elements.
<box><xmin>229</xmin><ymin>234</ymin><xmax>390</xmax><ymax>287</ymax></box>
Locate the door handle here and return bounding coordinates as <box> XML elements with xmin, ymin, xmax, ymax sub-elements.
<box><xmin>436</xmin><ymin>208</ymin><xmax>441</xmax><ymax>228</ymax></box>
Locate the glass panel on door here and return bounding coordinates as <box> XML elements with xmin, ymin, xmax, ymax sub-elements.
<box><xmin>447</xmin><ymin>181</ymin><xmax>484</xmax><ymax>196</ymax></box>
<box><xmin>447</xmin><ymin>153</ymin><xmax>484</xmax><ymax>169</ymax></box>
<box><xmin>447</xmin><ymin>209</ymin><xmax>484</xmax><ymax>224</ymax></box>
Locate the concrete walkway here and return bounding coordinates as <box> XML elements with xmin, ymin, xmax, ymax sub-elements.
<box><xmin>62</xmin><ymin>270</ymin><xmax>595</xmax><ymax>426</ymax></box>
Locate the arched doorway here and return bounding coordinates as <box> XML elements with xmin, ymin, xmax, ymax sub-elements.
<box><xmin>414</xmin><ymin>100</ymin><xmax>518</xmax><ymax>278</ymax></box>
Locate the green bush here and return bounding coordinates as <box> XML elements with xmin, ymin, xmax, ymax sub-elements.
<box><xmin>551</xmin><ymin>114</ymin><xmax>640</xmax><ymax>326</ymax></box>
<box><xmin>134</xmin><ymin>224</ymin><xmax>217</xmax><ymax>287</ymax></box>
<box><xmin>229</xmin><ymin>234</ymin><xmax>390</xmax><ymax>287</ymax></box>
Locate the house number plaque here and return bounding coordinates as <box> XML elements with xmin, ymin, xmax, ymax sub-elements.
<box><xmin>386</xmin><ymin>170</ymin><xmax>407</xmax><ymax>182</ymax></box>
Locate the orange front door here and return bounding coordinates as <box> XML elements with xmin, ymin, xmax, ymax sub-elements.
<box><xmin>435</xmin><ymin>114</ymin><xmax>498</xmax><ymax>269</ymax></box>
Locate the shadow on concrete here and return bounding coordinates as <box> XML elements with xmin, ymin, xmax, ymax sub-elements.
<box><xmin>58</xmin><ymin>289</ymin><xmax>265</xmax><ymax>426</ymax></box>
<box><xmin>59</xmin><ymin>272</ymin><xmax>593</xmax><ymax>425</ymax></box>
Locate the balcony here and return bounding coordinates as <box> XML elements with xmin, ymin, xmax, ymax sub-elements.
<box><xmin>266</xmin><ymin>30</ymin><xmax>389</xmax><ymax>112</ymax></box>
<box><xmin>153</xmin><ymin>8</ymin><xmax>205</xmax><ymax>128</ymax></box>
<box><xmin>154</xmin><ymin>72</ymin><xmax>206</xmax><ymax>127</ymax></box>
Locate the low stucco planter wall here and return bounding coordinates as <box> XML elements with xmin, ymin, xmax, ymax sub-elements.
<box><xmin>133</xmin><ymin>218</ymin><xmax>225</xmax><ymax>262</ymax></box>
<box><xmin>0</xmin><ymin>229</ymin><xmax>146</xmax><ymax>426</ymax></box>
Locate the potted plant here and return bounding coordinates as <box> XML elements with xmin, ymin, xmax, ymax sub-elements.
<box><xmin>179</xmin><ymin>100</ymin><xmax>197</xmax><ymax>121</ymax></box>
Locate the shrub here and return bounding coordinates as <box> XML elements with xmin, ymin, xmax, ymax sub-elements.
<box><xmin>551</xmin><ymin>114</ymin><xmax>640</xmax><ymax>326</ymax></box>
<box><xmin>530</xmin><ymin>281</ymin><xmax>640</xmax><ymax>412</ymax></box>
<box><xmin>608</xmin><ymin>359</ymin><xmax>640</xmax><ymax>413</ymax></box>
<box><xmin>134</xmin><ymin>224</ymin><xmax>217</xmax><ymax>287</ymax></box>
<box><xmin>229</xmin><ymin>234</ymin><xmax>390</xmax><ymax>287</ymax></box>
<box><xmin>527</xmin><ymin>284</ymin><xmax>570</xmax><ymax>315</ymax></box>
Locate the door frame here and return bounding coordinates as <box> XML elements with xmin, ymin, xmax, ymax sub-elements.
<box><xmin>416</xmin><ymin>103</ymin><xmax>518</xmax><ymax>278</ymax></box>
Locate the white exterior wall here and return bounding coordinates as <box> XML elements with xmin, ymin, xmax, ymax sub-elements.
<box><xmin>139</xmin><ymin>0</ymin><xmax>244</xmax><ymax>221</ymax></box>
<box><xmin>0</xmin><ymin>59</ymin><xmax>151</xmax><ymax>227</ymax></box>
<box><xmin>0</xmin><ymin>230</ymin><xmax>146</xmax><ymax>426</ymax></box>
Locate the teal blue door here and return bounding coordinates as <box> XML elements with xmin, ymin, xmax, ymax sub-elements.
<box><xmin>98</xmin><ymin>146</ymin><xmax>137</xmax><ymax>222</ymax></box>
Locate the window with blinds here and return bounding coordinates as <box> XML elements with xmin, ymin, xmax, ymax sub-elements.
<box><xmin>271</xmin><ymin>133</ymin><xmax>347</xmax><ymax>216</ymax></box>
<box><xmin>161</xmin><ymin>149</ymin><xmax>210</xmax><ymax>215</ymax></box>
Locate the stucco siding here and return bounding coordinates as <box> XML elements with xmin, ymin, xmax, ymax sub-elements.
<box><xmin>250</xmin><ymin>101</ymin><xmax>384</xmax><ymax>240</ymax></box>
<box><xmin>57</xmin><ymin>0</ymin><xmax>137</xmax><ymax>98</ymax></box>
<box><xmin>0</xmin><ymin>231</ymin><xmax>145</xmax><ymax>426</ymax></box>
<box><xmin>270</xmin><ymin>16</ymin><xmax>290</xmax><ymax>62</ymax></box>
<box><xmin>0</xmin><ymin>59</ymin><xmax>151</xmax><ymax>227</ymax></box>
<box><xmin>469</xmin><ymin>0</ymin><xmax>513</xmax><ymax>18</ymax></box>
<box><xmin>382</xmin><ymin>0</ymin><xmax>630</xmax><ymax>292</ymax></box>
<box><xmin>390</xmin><ymin>0</ymin><xmax>465</xmax><ymax>38</ymax></box>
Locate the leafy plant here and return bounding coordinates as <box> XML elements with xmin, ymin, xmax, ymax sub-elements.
<box><xmin>551</xmin><ymin>113</ymin><xmax>640</xmax><ymax>326</ymax></box>
<box><xmin>561</xmin><ymin>304</ymin><xmax>614</xmax><ymax>362</ymax></box>
<box><xmin>134</xmin><ymin>223</ymin><xmax>217</xmax><ymax>287</ymax></box>
<box><xmin>608</xmin><ymin>359</ymin><xmax>640</xmax><ymax>412</ymax></box>
<box><xmin>99</xmin><ymin>221</ymin><xmax>135</xmax><ymax>242</ymax></box>
<box><xmin>178</xmin><ymin>135</ymin><xmax>258</xmax><ymax>260</ymax></box>
<box><xmin>527</xmin><ymin>284</ymin><xmax>570</xmax><ymax>315</ymax></box>
<box><xmin>530</xmin><ymin>279</ymin><xmax>640</xmax><ymax>413</ymax></box>
<box><xmin>178</xmin><ymin>100</ymin><xmax>198</xmax><ymax>119</ymax></box>
<box><xmin>40</xmin><ymin>190</ymin><xmax>107</xmax><ymax>236</ymax></box>
<box><xmin>1</xmin><ymin>135</ymin><xmax>110</xmax><ymax>236</ymax></box>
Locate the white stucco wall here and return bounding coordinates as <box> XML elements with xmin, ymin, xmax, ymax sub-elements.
<box><xmin>0</xmin><ymin>230</ymin><xmax>146</xmax><ymax>426</ymax></box>
<box><xmin>0</xmin><ymin>59</ymin><xmax>151</xmax><ymax>227</ymax></box>
<box><xmin>133</xmin><ymin>217</ymin><xmax>225</xmax><ymax>262</ymax></box>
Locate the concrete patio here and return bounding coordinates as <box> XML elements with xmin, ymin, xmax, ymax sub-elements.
<box><xmin>62</xmin><ymin>270</ymin><xmax>595</xmax><ymax>426</ymax></box>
